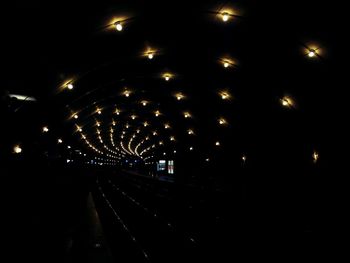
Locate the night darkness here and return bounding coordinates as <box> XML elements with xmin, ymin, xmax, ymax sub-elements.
<box><xmin>1</xmin><ymin>0</ymin><xmax>347</xmax><ymax>262</ymax></box>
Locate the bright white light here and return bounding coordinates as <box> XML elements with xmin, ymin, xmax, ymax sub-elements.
<box><xmin>308</xmin><ymin>49</ymin><xmax>316</xmax><ymax>58</ymax></box>
<box><xmin>13</xmin><ymin>145</ymin><xmax>22</xmax><ymax>154</ymax></box>
<box><xmin>58</xmin><ymin>139</ymin><xmax>63</xmax><ymax>144</ymax></box>
<box><xmin>148</xmin><ymin>53</ymin><xmax>154</xmax><ymax>59</ymax></box>
<box><xmin>42</xmin><ymin>126</ymin><xmax>49</xmax><ymax>133</ymax></box>
<box><xmin>115</xmin><ymin>22</ymin><xmax>123</xmax><ymax>31</ymax></box>
<box><xmin>224</xmin><ymin>62</ymin><xmax>229</xmax><ymax>68</ymax></box>
<box><xmin>222</xmin><ymin>12</ymin><xmax>229</xmax><ymax>22</ymax></box>
<box><xmin>67</xmin><ymin>83</ymin><xmax>74</xmax><ymax>90</ymax></box>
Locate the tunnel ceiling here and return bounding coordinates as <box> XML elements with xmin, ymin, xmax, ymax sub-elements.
<box><xmin>3</xmin><ymin>0</ymin><xmax>342</xmax><ymax>168</ymax></box>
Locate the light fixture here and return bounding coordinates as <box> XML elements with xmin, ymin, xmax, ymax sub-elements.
<box><xmin>220</xmin><ymin>91</ymin><xmax>230</xmax><ymax>100</ymax></box>
<box><xmin>114</xmin><ymin>21</ymin><xmax>123</xmax><ymax>31</ymax></box>
<box><xmin>58</xmin><ymin>138</ymin><xmax>63</xmax><ymax>144</ymax></box>
<box><xmin>222</xmin><ymin>12</ymin><xmax>230</xmax><ymax>22</ymax></box>
<box><xmin>163</xmin><ymin>73</ymin><xmax>172</xmax><ymax>81</ymax></box>
<box><xmin>188</xmin><ymin>129</ymin><xmax>194</xmax><ymax>135</ymax></box>
<box><xmin>73</xmin><ymin>114</ymin><xmax>79</xmax><ymax>119</ymax></box>
<box><xmin>184</xmin><ymin>112</ymin><xmax>191</xmax><ymax>118</ymax></box>
<box><xmin>42</xmin><ymin>126</ymin><xmax>49</xmax><ymax>133</ymax></box>
<box><xmin>190</xmin><ymin>147</ymin><xmax>193</xmax><ymax>151</ymax></box>
<box><xmin>155</xmin><ymin>110</ymin><xmax>160</xmax><ymax>117</ymax></box>
<box><xmin>141</xmin><ymin>100</ymin><xmax>148</xmax><ymax>106</ymax></box>
<box><xmin>307</xmin><ymin>49</ymin><xmax>316</xmax><ymax>58</ymax></box>
<box><xmin>281</xmin><ymin>96</ymin><xmax>294</xmax><ymax>108</ymax></box>
<box><xmin>313</xmin><ymin>151</ymin><xmax>319</xmax><ymax>163</ymax></box>
<box><xmin>164</xmin><ymin>123</ymin><xmax>170</xmax><ymax>129</ymax></box>
<box><xmin>219</xmin><ymin>118</ymin><xmax>227</xmax><ymax>125</ymax></box>
<box><xmin>147</xmin><ymin>52</ymin><xmax>154</xmax><ymax>60</ymax></box>
<box><xmin>67</xmin><ymin>83</ymin><xmax>74</xmax><ymax>90</ymax></box>
<box><xmin>221</xmin><ymin>58</ymin><xmax>235</xmax><ymax>69</ymax></box>
<box><xmin>242</xmin><ymin>155</ymin><xmax>246</xmax><ymax>162</ymax></box>
<box><xmin>215</xmin><ymin>141</ymin><xmax>220</xmax><ymax>146</ymax></box>
<box><xmin>170</xmin><ymin>136</ymin><xmax>175</xmax><ymax>141</ymax></box>
<box><xmin>13</xmin><ymin>145</ymin><xmax>22</xmax><ymax>154</ymax></box>
<box><xmin>175</xmin><ymin>93</ymin><xmax>184</xmax><ymax>101</ymax></box>
<box><xmin>131</xmin><ymin>115</ymin><xmax>136</xmax><ymax>120</ymax></box>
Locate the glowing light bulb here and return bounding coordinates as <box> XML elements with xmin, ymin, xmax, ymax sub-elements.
<box><xmin>115</xmin><ymin>21</ymin><xmax>123</xmax><ymax>31</ymax></box>
<box><xmin>281</xmin><ymin>96</ymin><xmax>294</xmax><ymax>108</ymax></box>
<box><xmin>224</xmin><ymin>62</ymin><xmax>229</xmax><ymax>68</ymax></box>
<box><xmin>184</xmin><ymin>112</ymin><xmax>191</xmax><ymax>118</ymax></box>
<box><xmin>219</xmin><ymin>118</ymin><xmax>226</xmax><ymax>125</ymax></box>
<box><xmin>74</xmin><ymin>114</ymin><xmax>78</xmax><ymax>119</ymax></box>
<box><xmin>313</xmin><ymin>151</ymin><xmax>319</xmax><ymax>163</ymax></box>
<box><xmin>188</xmin><ymin>129</ymin><xmax>194</xmax><ymax>135</ymax></box>
<box><xmin>242</xmin><ymin>155</ymin><xmax>246</xmax><ymax>162</ymax></box>
<box><xmin>67</xmin><ymin>83</ymin><xmax>74</xmax><ymax>90</ymax></box>
<box><xmin>190</xmin><ymin>147</ymin><xmax>193</xmax><ymax>151</ymax></box>
<box><xmin>58</xmin><ymin>139</ymin><xmax>63</xmax><ymax>144</ymax></box>
<box><xmin>165</xmin><ymin>75</ymin><xmax>170</xmax><ymax>81</ymax></box>
<box><xmin>222</xmin><ymin>12</ymin><xmax>229</xmax><ymax>22</ymax></box>
<box><xmin>308</xmin><ymin>49</ymin><xmax>316</xmax><ymax>58</ymax></box>
<box><xmin>221</xmin><ymin>93</ymin><xmax>229</xmax><ymax>100</ymax></box>
<box><xmin>215</xmin><ymin>141</ymin><xmax>220</xmax><ymax>146</ymax></box>
<box><xmin>13</xmin><ymin>145</ymin><xmax>22</xmax><ymax>154</ymax></box>
<box><xmin>148</xmin><ymin>53</ymin><xmax>154</xmax><ymax>59</ymax></box>
<box><xmin>42</xmin><ymin>126</ymin><xmax>49</xmax><ymax>133</ymax></box>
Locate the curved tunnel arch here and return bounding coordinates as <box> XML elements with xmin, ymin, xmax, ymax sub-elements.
<box><xmin>1</xmin><ymin>0</ymin><xmax>342</xmax><ymax>260</ymax></box>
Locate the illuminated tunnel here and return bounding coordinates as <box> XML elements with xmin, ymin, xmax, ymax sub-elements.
<box><xmin>1</xmin><ymin>0</ymin><xmax>344</xmax><ymax>262</ymax></box>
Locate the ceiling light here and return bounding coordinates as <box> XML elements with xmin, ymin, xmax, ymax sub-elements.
<box><xmin>313</xmin><ymin>151</ymin><xmax>319</xmax><ymax>163</ymax></box>
<box><xmin>222</xmin><ymin>12</ymin><xmax>229</xmax><ymax>22</ymax></box>
<box><xmin>308</xmin><ymin>49</ymin><xmax>316</xmax><ymax>58</ymax></box>
<box><xmin>13</xmin><ymin>145</ymin><xmax>22</xmax><ymax>154</ymax></box>
<box><xmin>67</xmin><ymin>83</ymin><xmax>74</xmax><ymax>90</ymax></box>
<box><xmin>115</xmin><ymin>21</ymin><xmax>123</xmax><ymax>31</ymax></box>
